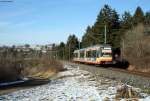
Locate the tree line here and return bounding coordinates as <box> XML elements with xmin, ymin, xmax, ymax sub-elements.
<box><xmin>52</xmin><ymin>4</ymin><xmax>150</xmax><ymax>60</ymax></box>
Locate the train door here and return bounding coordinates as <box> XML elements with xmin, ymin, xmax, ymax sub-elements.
<box><xmin>91</xmin><ymin>50</ymin><xmax>97</xmax><ymax>61</ymax></box>
<box><xmin>85</xmin><ymin>50</ymin><xmax>91</xmax><ymax>61</ymax></box>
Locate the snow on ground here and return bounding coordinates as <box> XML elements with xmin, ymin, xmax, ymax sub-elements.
<box><xmin>0</xmin><ymin>65</ymin><xmax>150</xmax><ymax>101</ymax></box>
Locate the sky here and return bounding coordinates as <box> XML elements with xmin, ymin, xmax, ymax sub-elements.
<box><xmin>0</xmin><ymin>0</ymin><xmax>149</xmax><ymax>46</ymax></box>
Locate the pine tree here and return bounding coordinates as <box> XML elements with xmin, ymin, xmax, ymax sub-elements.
<box><xmin>121</xmin><ymin>11</ymin><xmax>133</xmax><ymax>30</ymax></box>
<box><xmin>66</xmin><ymin>34</ymin><xmax>79</xmax><ymax>60</ymax></box>
<box><xmin>145</xmin><ymin>12</ymin><xmax>150</xmax><ymax>25</ymax></box>
<box><xmin>133</xmin><ymin>6</ymin><xmax>145</xmax><ymax>25</ymax></box>
<box><xmin>92</xmin><ymin>5</ymin><xmax>120</xmax><ymax>46</ymax></box>
<box><xmin>81</xmin><ymin>26</ymin><xmax>96</xmax><ymax>48</ymax></box>
<box><xmin>57</xmin><ymin>42</ymin><xmax>65</xmax><ymax>60</ymax></box>
<box><xmin>109</xmin><ymin>9</ymin><xmax>120</xmax><ymax>48</ymax></box>
<box><xmin>93</xmin><ymin>5</ymin><xmax>112</xmax><ymax>44</ymax></box>
<box><xmin>144</xmin><ymin>12</ymin><xmax>150</xmax><ymax>35</ymax></box>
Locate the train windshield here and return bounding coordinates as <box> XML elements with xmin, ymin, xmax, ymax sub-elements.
<box><xmin>101</xmin><ymin>53</ymin><xmax>112</xmax><ymax>57</ymax></box>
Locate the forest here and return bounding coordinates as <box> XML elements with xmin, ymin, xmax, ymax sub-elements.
<box><xmin>53</xmin><ymin>4</ymin><xmax>150</xmax><ymax>70</ymax></box>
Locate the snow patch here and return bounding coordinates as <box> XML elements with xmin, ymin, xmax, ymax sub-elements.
<box><xmin>0</xmin><ymin>64</ymin><xmax>149</xmax><ymax>101</ymax></box>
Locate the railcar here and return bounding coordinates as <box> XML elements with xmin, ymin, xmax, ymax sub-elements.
<box><xmin>73</xmin><ymin>44</ymin><xmax>113</xmax><ymax>65</ymax></box>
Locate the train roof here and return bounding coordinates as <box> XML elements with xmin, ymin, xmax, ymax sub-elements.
<box><xmin>73</xmin><ymin>48</ymin><xmax>85</xmax><ymax>53</ymax></box>
<box><xmin>74</xmin><ymin>44</ymin><xmax>111</xmax><ymax>52</ymax></box>
<box><xmin>84</xmin><ymin>44</ymin><xmax>111</xmax><ymax>49</ymax></box>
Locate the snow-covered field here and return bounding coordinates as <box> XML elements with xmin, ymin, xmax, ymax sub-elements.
<box><xmin>0</xmin><ymin>65</ymin><xmax>150</xmax><ymax>101</ymax></box>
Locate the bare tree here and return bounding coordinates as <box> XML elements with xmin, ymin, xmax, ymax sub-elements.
<box><xmin>121</xmin><ymin>24</ymin><xmax>150</xmax><ymax>69</ymax></box>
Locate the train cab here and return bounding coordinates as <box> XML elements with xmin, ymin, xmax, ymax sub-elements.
<box><xmin>96</xmin><ymin>46</ymin><xmax>112</xmax><ymax>64</ymax></box>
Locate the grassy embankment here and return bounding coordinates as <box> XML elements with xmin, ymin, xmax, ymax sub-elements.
<box><xmin>0</xmin><ymin>57</ymin><xmax>64</xmax><ymax>83</ymax></box>
<box><xmin>22</xmin><ymin>58</ymin><xmax>64</xmax><ymax>79</ymax></box>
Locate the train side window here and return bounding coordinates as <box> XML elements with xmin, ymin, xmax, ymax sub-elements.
<box><xmin>80</xmin><ymin>51</ymin><xmax>84</xmax><ymax>58</ymax></box>
<box><xmin>86</xmin><ymin>51</ymin><xmax>91</xmax><ymax>58</ymax></box>
<box><xmin>91</xmin><ymin>50</ymin><xmax>97</xmax><ymax>58</ymax></box>
<box><xmin>98</xmin><ymin>49</ymin><xmax>102</xmax><ymax>57</ymax></box>
<box><xmin>96</xmin><ymin>50</ymin><xmax>100</xmax><ymax>58</ymax></box>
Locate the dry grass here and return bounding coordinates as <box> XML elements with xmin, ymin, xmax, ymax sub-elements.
<box><xmin>115</xmin><ymin>85</ymin><xmax>142</xmax><ymax>100</ymax></box>
<box><xmin>22</xmin><ymin>59</ymin><xmax>64</xmax><ymax>79</ymax></box>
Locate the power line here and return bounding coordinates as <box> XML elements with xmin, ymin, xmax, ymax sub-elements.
<box><xmin>0</xmin><ymin>0</ymin><xmax>13</xmax><ymax>3</ymax></box>
<box><xmin>136</xmin><ymin>0</ymin><xmax>142</xmax><ymax>6</ymax></box>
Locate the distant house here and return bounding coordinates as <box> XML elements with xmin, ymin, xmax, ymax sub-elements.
<box><xmin>16</xmin><ymin>45</ymin><xmax>30</xmax><ymax>52</ymax></box>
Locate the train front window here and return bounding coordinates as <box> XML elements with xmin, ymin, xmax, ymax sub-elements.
<box><xmin>102</xmin><ymin>53</ymin><xmax>112</xmax><ymax>57</ymax></box>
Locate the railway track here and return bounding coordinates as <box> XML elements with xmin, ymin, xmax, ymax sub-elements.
<box><xmin>63</xmin><ymin>61</ymin><xmax>150</xmax><ymax>90</ymax></box>
<box><xmin>68</xmin><ymin>61</ymin><xmax>150</xmax><ymax>78</ymax></box>
<box><xmin>108</xmin><ymin>67</ymin><xmax>150</xmax><ymax>78</ymax></box>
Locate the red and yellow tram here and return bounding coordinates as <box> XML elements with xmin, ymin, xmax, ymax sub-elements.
<box><xmin>73</xmin><ymin>44</ymin><xmax>113</xmax><ymax>65</ymax></box>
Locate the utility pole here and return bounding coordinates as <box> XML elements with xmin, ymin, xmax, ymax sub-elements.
<box><xmin>78</xmin><ymin>38</ymin><xmax>80</xmax><ymax>50</ymax></box>
<box><xmin>63</xmin><ymin>48</ymin><xmax>65</xmax><ymax>60</ymax></box>
<box><xmin>121</xmin><ymin>38</ymin><xmax>125</xmax><ymax>60</ymax></box>
<box><xmin>69</xmin><ymin>44</ymin><xmax>71</xmax><ymax>61</ymax></box>
<box><xmin>104</xmin><ymin>25</ymin><xmax>107</xmax><ymax>44</ymax></box>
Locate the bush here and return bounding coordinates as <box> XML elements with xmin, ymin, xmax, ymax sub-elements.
<box><xmin>0</xmin><ymin>59</ymin><xmax>22</xmax><ymax>83</ymax></box>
